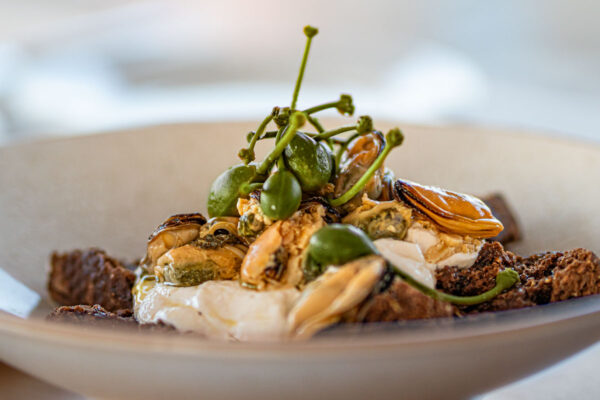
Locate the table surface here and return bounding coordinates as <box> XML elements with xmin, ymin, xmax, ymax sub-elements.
<box><xmin>3</xmin><ymin>341</ymin><xmax>600</xmax><ymax>400</ymax></box>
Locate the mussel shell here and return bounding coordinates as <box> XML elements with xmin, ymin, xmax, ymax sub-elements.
<box><xmin>145</xmin><ymin>213</ymin><xmax>207</xmax><ymax>267</ymax></box>
<box><xmin>198</xmin><ymin>217</ymin><xmax>244</xmax><ymax>244</ymax></box>
<box><xmin>147</xmin><ymin>213</ymin><xmax>207</xmax><ymax>242</ymax></box>
<box><xmin>334</xmin><ymin>131</ymin><xmax>386</xmax><ymax>211</ymax></box>
<box><xmin>394</xmin><ymin>180</ymin><xmax>503</xmax><ymax>238</ymax></box>
<box><xmin>301</xmin><ymin>197</ymin><xmax>341</xmax><ymax>224</ymax></box>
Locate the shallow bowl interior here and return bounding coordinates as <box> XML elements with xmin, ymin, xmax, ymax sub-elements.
<box><xmin>1</xmin><ymin>122</ymin><xmax>599</xmax><ymax>400</ymax></box>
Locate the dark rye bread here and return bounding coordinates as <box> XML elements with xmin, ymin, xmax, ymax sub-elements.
<box><xmin>48</xmin><ymin>249</ymin><xmax>136</xmax><ymax>313</ymax></box>
<box><xmin>359</xmin><ymin>242</ymin><xmax>600</xmax><ymax>322</ymax></box>
<box><xmin>46</xmin><ymin>242</ymin><xmax>600</xmax><ymax>331</ymax></box>
<box><xmin>358</xmin><ymin>280</ymin><xmax>455</xmax><ymax>322</ymax></box>
<box><xmin>47</xmin><ymin>304</ymin><xmax>174</xmax><ymax>332</ymax></box>
<box><xmin>436</xmin><ymin>242</ymin><xmax>600</xmax><ymax>314</ymax></box>
<box><xmin>47</xmin><ymin>304</ymin><xmax>138</xmax><ymax>328</ymax></box>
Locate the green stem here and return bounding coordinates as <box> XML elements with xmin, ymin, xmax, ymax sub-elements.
<box><xmin>257</xmin><ymin>112</ymin><xmax>306</xmax><ymax>175</ymax></box>
<box><xmin>335</xmin><ymin>132</ymin><xmax>361</xmax><ymax>166</ymax></box>
<box><xmin>274</xmin><ymin>125</ymin><xmax>286</xmax><ymax>143</ymax></box>
<box><xmin>391</xmin><ymin>265</ymin><xmax>520</xmax><ymax>305</ymax></box>
<box><xmin>239</xmin><ymin>182</ymin><xmax>264</xmax><ymax>196</ymax></box>
<box><xmin>253</xmin><ymin>128</ymin><xmax>346</xmax><ymax>144</ymax></box>
<box><xmin>303</xmin><ymin>100</ymin><xmax>339</xmax><ymax>115</ymax></box>
<box><xmin>329</xmin><ymin>137</ymin><xmax>346</xmax><ymax>145</ymax></box>
<box><xmin>246</xmin><ymin>130</ymin><xmax>280</xmax><ymax>142</ymax></box>
<box><xmin>306</xmin><ymin>115</ymin><xmax>325</xmax><ymax>133</ymax></box>
<box><xmin>313</xmin><ymin>125</ymin><xmax>355</xmax><ymax>140</ymax></box>
<box><xmin>240</xmin><ymin>114</ymin><xmax>273</xmax><ymax>164</ymax></box>
<box><xmin>325</xmin><ymin>138</ymin><xmax>335</xmax><ymax>151</ymax></box>
<box><xmin>277</xmin><ymin>155</ymin><xmax>286</xmax><ymax>170</ymax></box>
<box><xmin>303</xmin><ymin>94</ymin><xmax>354</xmax><ymax>116</ymax></box>
<box><xmin>291</xmin><ymin>26</ymin><xmax>318</xmax><ymax>110</ymax></box>
<box><xmin>329</xmin><ymin>128</ymin><xmax>403</xmax><ymax>207</ymax></box>
<box><xmin>330</xmin><ymin>145</ymin><xmax>390</xmax><ymax>206</ymax></box>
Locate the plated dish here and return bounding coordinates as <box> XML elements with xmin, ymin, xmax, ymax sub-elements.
<box><xmin>44</xmin><ymin>26</ymin><xmax>600</xmax><ymax>342</ymax></box>
<box><xmin>2</xmin><ymin>122</ymin><xmax>600</xmax><ymax>400</ymax></box>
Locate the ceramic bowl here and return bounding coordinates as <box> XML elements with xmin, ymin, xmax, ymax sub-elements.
<box><xmin>1</xmin><ymin>122</ymin><xmax>599</xmax><ymax>400</ymax></box>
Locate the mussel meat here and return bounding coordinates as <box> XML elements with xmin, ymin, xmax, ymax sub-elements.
<box><xmin>145</xmin><ymin>213</ymin><xmax>207</xmax><ymax>268</ymax></box>
<box><xmin>394</xmin><ymin>180</ymin><xmax>504</xmax><ymax>238</ymax></box>
<box><xmin>145</xmin><ymin>214</ymin><xmax>248</xmax><ymax>286</ymax></box>
<box><xmin>342</xmin><ymin>195</ymin><xmax>412</xmax><ymax>241</ymax></box>
<box><xmin>237</xmin><ymin>195</ymin><xmax>274</xmax><ymax>240</ymax></box>
<box><xmin>155</xmin><ymin>244</ymin><xmax>244</xmax><ymax>286</ymax></box>
<box><xmin>287</xmin><ymin>255</ymin><xmax>387</xmax><ymax>339</ymax></box>
<box><xmin>240</xmin><ymin>202</ymin><xmax>328</xmax><ymax>289</ymax></box>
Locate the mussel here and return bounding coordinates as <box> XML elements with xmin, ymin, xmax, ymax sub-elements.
<box><xmin>240</xmin><ymin>202</ymin><xmax>328</xmax><ymax>289</ymax></box>
<box><xmin>334</xmin><ymin>132</ymin><xmax>386</xmax><ymax>211</ymax></box>
<box><xmin>155</xmin><ymin>244</ymin><xmax>244</xmax><ymax>286</ymax></box>
<box><xmin>342</xmin><ymin>196</ymin><xmax>412</xmax><ymax>241</ymax></box>
<box><xmin>237</xmin><ymin>194</ymin><xmax>274</xmax><ymax>240</ymax></box>
<box><xmin>394</xmin><ymin>180</ymin><xmax>504</xmax><ymax>238</ymax></box>
<box><xmin>145</xmin><ymin>214</ymin><xmax>248</xmax><ymax>286</ymax></box>
<box><xmin>145</xmin><ymin>213</ymin><xmax>207</xmax><ymax>268</ymax></box>
<box><xmin>287</xmin><ymin>255</ymin><xmax>388</xmax><ymax>339</ymax></box>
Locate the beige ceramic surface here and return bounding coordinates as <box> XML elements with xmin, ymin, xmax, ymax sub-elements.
<box><xmin>0</xmin><ymin>122</ymin><xmax>599</xmax><ymax>400</ymax></box>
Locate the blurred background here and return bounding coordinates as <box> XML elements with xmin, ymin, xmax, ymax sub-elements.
<box><xmin>1</xmin><ymin>2</ymin><xmax>600</xmax><ymax>398</ymax></box>
<box><xmin>0</xmin><ymin>0</ymin><xmax>598</xmax><ymax>144</ymax></box>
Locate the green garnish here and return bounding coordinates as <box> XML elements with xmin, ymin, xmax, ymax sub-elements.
<box><xmin>207</xmin><ymin>25</ymin><xmax>404</xmax><ymax>219</ymax></box>
<box><xmin>305</xmin><ymin>224</ymin><xmax>520</xmax><ymax>304</ymax></box>
<box><xmin>392</xmin><ymin>266</ymin><xmax>520</xmax><ymax>306</ymax></box>
<box><xmin>330</xmin><ymin>128</ymin><xmax>404</xmax><ymax>206</ymax></box>
<box><xmin>256</xmin><ymin>111</ymin><xmax>306</xmax><ymax>175</ymax></box>
<box><xmin>239</xmin><ymin>113</ymin><xmax>274</xmax><ymax>164</ymax></box>
<box><xmin>303</xmin><ymin>94</ymin><xmax>355</xmax><ymax>116</ymax></box>
<box><xmin>291</xmin><ymin>25</ymin><xmax>318</xmax><ymax>110</ymax></box>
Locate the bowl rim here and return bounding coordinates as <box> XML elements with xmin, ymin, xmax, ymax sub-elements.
<box><xmin>2</xmin><ymin>294</ymin><xmax>600</xmax><ymax>358</ymax></box>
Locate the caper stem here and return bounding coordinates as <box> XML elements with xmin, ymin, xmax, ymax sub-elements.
<box><xmin>329</xmin><ymin>137</ymin><xmax>390</xmax><ymax>206</ymax></box>
<box><xmin>291</xmin><ymin>27</ymin><xmax>318</xmax><ymax>110</ymax></box>
<box><xmin>303</xmin><ymin>94</ymin><xmax>354</xmax><ymax>116</ymax></box>
<box><xmin>240</xmin><ymin>114</ymin><xmax>273</xmax><ymax>164</ymax></box>
<box><xmin>274</xmin><ymin>125</ymin><xmax>286</xmax><ymax>143</ymax></box>
<box><xmin>330</xmin><ymin>137</ymin><xmax>347</xmax><ymax>145</ymax></box>
<box><xmin>334</xmin><ymin>132</ymin><xmax>361</xmax><ymax>166</ymax></box>
<box><xmin>239</xmin><ymin>182</ymin><xmax>264</xmax><ymax>195</ymax></box>
<box><xmin>391</xmin><ymin>265</ymin><xmax>519</xmax><ymax>305</ymax></box>
<box><xmin>246</xmin><ymin>130</ymin><xmax>280</xmax><ymax>142</ymax></box>
<box><xmin>330</xmin><ymin>129</ymin><xmax>403</xmax><ymax>206</ymax></box>
<box><xmin>313</xmin><ymin>125</ymin><xmax>355</xmax><ymax>140</ymax></box>
<box><xmin>303</xmin><ymin>100</ymin><xmax>340</xmax><ymax>115</ymax></box>
<box><xmin>277</xmin><ymin>155</ymin><xmax>286</xmax><ymax>170</ymax></box>
<box><xmin>306</xmin><ymin>115</ymin><xmax>325</xmax><ymax>133</ymax></box>
<box><xmin>257</xmin><ymin>112</ymin><xmax>305</xmax><ymax>175</ymax></box>
<box><xmin>251</xmin><ymin>129</ymin><xmax>345</xmax><ymax>145</ymax></box>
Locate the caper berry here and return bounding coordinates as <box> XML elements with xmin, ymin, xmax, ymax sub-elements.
<box><xmin>308</xmin><ymin>224</ymin><xmax>378</xmax><ymax>267</ymax></box>
<box><xmin>260</xmin><ymin>169</ymin><xmax>302</xmax><ymax>220</ymax></box>
<box><xmin>207</xmin><ymin>164</ymin><xmax>257</xmax><ymax>218</ymax></box>
<box><xmin>284</xmin><ymin>132</ymin><xmax>333</xmax><ymax>192</ymax></box>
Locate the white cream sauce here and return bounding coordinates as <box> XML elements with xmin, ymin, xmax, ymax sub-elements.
<box><xmin>375</xmin><ymin>224</ymin><xmax>482</xmax><ymax>288</ymax></box>
<box><xmin>374</xmin><ymin>238</ymin><xmax>436</xmax><ymax>288</ymax></box>
<box><xmin>135</xmin><ymin>281</ymin><xmax>300</xmax><ymax>341</ymax></box>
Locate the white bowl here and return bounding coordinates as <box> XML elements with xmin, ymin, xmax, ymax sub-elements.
<box><xmin>1</xmin><ymin>122</ymin><xmax>599</xmax><ymax>400</ymax></box>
